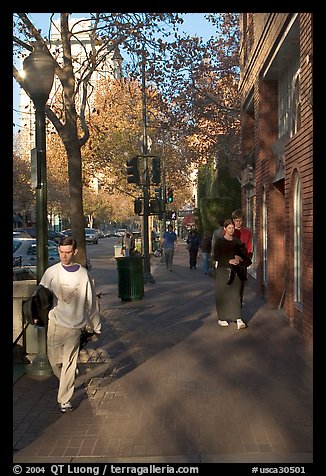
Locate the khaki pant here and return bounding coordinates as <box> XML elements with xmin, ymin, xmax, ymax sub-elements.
<box><xmin>47</xmin><ymin>320</ymin><xmax>81</xmax><ymax>404</ymax></box>
<box><xmin>164</xmin><ymin>247</ymin><xmax>174</xmax><ymax>270</ymax></box>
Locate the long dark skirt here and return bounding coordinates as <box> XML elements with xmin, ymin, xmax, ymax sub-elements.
<box><xmin>215</xmin><ymin>267</ymin><xmax>242</xmax><ymax>321</ymax></box>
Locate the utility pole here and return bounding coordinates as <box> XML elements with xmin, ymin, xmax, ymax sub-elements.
<box><xmin>141</xmin><ymin>48</ymin><xmax>155</xmax><ymax>284</ymax></box>
<box><xmin>161</xmin><ymin>132</ymin><xmax>167</xmax><ymax>235</ymax></box>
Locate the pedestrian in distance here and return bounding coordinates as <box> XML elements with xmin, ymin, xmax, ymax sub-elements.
<box><xmin>122</xmin><ymin>231</ymin><xmax>133</xmax><ymax>257</ymax></box>
<box><xmin>231</xmin><ymin>208</ymin><xmax>254</xmax><ymax>306</ymax></box>
<box><xmin>151</xmin><ymin>228</ymin><xmax>157</xmax><ymax>253</ymax></box>
<box><xmin>200</xmin><ymin>229</ymin><xmax>213</xmax><ymax>274</ymax></box>
<box><xmin>186</xmin><ymin>228</ymin><xmax>201</xmax><ymax>270</ymax></box>
<box><xmin>38</xmin><ymin>237</ymin><xmax>101</xmax><ymax>413</ymax></box>
<box><xmin>161</xmin><ymin>223</ymin><xmax>178</xmax><ymax>271</ymax></box>
<box><xmin>213</xmin><ymin>219</ymin><xmax>247</xmax><ymax>330</ymax></box>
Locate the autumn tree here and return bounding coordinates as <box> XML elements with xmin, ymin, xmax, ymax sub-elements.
<box><xmin>82</xmin><ymin>187</ymin><xmax>113</xmax><ymax>228</ymax></box>
<box><xmin>13</xmin><ymin>12</ymin><xmax>184</xmax><ymax>267</ymax></box>
<box><xmin>13</xmin><ymin>143</ymin><xmax>35</xmax><ymax>226</ymax></box>
<box><xmin>83</xmin><ymin>77</ymin><xmax>195</xmax><ymax>215</ymax></box>
<box><xmin>148</xmin><ymin>13</ymin><xmax>241</xmax><ymax>178</ymax></box>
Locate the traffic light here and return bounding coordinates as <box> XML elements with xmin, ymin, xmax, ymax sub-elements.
<box><xmin>150</xmin><ymin>199</ymin><xmax>163</xmax><ymax>215</ymax></box>
<box><xmin>166</xmin><ymin>187</ymin><xmax>173</xmax><ymax>203</ymax></box>
<box><xmin>126</xmin><ymin>157</ymin><xmax>140</xmax><ymax>184</ymax></box>
<box><xmin>151</xmin><ymin>156</ymin><xmax>161</xmax><ymax>184</ymax></box>
<box><xmin>134</xmin><ymin>198</ymin><xmax>142</xmax><ymax>215</ymax></box>
<box><xmin>154</xmin><ymin>187</ymin><xmax>161</xmax><ymax>199</ymax></box>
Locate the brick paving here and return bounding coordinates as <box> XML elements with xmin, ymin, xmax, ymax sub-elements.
<box><xmin>13</xmin><ymin>244</ymin><xmax>313</xmax><ymax>464</ymax></box>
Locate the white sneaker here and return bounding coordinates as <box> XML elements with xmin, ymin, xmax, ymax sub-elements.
<box><xmin>218</xmin><ymin>320</ymin><xmax>229</xmax><ymax>326</ymax></box>
<box><xmin>60</xmin><ymin>401</ymin><xmax>73</xmax><ymax>413</ymax></box>
<box><xmin>237</xmin><ymin>319</ymin><xmax>246</xmax><ymax>329</ymax></box>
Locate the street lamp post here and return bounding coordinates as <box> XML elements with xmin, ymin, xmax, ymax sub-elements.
<box><xmin>141</xmin><ymin>49</ymin><xmax>155</xmax><ymax>284</ymax></box>
<box><xmin>158</xmin><ymin>133</ymin><xmax>167</xmax><ymax>263</ymax></box>
<box><xmin>23</xmin><ymin>42</ymin><xmax>55</xmax><ymax>376</ymax></box>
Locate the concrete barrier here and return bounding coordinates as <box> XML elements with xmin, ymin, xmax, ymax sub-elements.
<box><xmin>13</xmin><ymin>280</ymin><xmax>37</xmax><ymax>362</ymax></box>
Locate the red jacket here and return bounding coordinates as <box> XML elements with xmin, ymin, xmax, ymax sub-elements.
<box><xmin>234</xmin><ymin>226</ymin><xmax>253</xmax><ymax>258</ymax></box>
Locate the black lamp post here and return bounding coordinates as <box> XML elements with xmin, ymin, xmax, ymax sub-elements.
<box><xmin>23</xmin><ymin>42</ymin><xmax>55</xmax><ymax>376</ymax></box>
<box><xmin>141</xmin><ymin>49</ymin><xmax>155</xmax><ymax>284</ymax></box>
<box><xmin>23</xmin><ymin>42</ymin><xmax>55</xmax><ymax>282</ymax></box>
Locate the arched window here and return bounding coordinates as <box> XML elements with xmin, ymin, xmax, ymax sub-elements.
<box><xmin>293</xmin><ymin>172</ymin><xmax>302</xmax><ymax>306</ymax></box>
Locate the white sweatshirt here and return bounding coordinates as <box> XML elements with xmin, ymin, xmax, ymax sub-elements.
<box><xmin>40</xmin><ymin>263</ymin><xmax>101</xmax><ymax>333</ymax></box>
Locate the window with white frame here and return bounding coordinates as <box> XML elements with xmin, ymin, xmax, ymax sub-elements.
<box><xmin>278</xmin><ymin>56</ymin><xmax>300</xmax><ymax>139</ymax></box>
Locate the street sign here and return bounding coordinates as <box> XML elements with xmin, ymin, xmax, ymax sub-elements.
<box><xmin>138</xmin><ymin>135</ymin><xmax>152</xmax><ymax>154</ymax></box>
<box><xmin>178</xmin><ymin>209</ymin><xmax>194</xmax><ymax>217</ymax></box>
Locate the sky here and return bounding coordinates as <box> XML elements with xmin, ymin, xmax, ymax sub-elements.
<box><xmin>13</xmin><ymin>13</ymin><xmax>216</xmax><ymax>133</ymax></box>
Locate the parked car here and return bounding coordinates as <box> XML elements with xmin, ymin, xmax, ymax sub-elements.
<box><xmin>103</xmin><ymin>229</ymin><xmax>114</xmax><ymax>237</ymax></box>
<box><xmin>13</xmin><ymin>238</ymin><xmax>60</xmax><ymax>267</ymax></box>
<box><xmin>85</xmin><ymin>228</ymin><xmax>99</xmax><ymax>244</ymax></box>
<box><xmin>61</xmin><ymin>228</ymin><xmax>100</xmax><ymax>244</ymax></box>
<box><xmin>116</xmin><ymin>228</ymin><xmax>127</xmax><ymax>237</ymax></box>
<box><xmin>47</xmin><ymin>230</ymin><xmax>66</xmax><ymax>243</ymax></box>
<box><xmin>13</xmin><ymin>230</ymin><xmax>31</xmax><ymax>238</ymax></box>
<box><xmin>61</xmin><ymin>229</ymin><xmax>73</xmax><ymax>237</ymax></box>
<box><xmin>13</xmin><ymin>228</ymin><xmax>65</xmax><ymax>243</ymax></box>
<box><xmin>96</xmin><ymin>229</ymin><xmax>105</xmax><ymax>239</ymax></box>
<box><xmin>13</xmin><ymin>227</ymin><xmax>36</xmax><ymax>238</ymax></box>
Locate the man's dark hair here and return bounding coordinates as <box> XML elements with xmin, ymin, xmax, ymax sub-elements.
<box><xmin>59</xmin><ymin>237</ymin><xmax>77</xmax><ymax>249</ymax></box>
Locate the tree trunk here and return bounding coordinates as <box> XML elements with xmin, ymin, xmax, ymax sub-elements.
<box><xmin>64</xmin><ymin>136</ymin><xmax>87</xmax><ymax>267</ymax></box>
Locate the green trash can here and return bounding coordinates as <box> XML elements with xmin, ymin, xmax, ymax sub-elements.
<box><xmin>116</xmin><ymin>256</ymin><xmax>144</xmax><ymax>301</ymax></box>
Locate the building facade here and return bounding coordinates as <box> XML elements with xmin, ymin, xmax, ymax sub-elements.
<box><xmin>239</xmin><ymin>13</ymin><xmax>313</xmax><ymax>343</ymax></box>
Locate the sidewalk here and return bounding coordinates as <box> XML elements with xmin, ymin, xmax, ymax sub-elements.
<box><xmin>13</xmin><ymin>243</ymin><xmax>313</xmax><ymax>464</ymax></box>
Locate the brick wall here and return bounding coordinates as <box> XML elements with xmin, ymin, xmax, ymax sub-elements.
<box><xmin>240</xmin><ymin>13</ymin><xmax>313</xmax><ymax>344</ymax></box>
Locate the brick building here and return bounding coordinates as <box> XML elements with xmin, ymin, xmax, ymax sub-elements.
<box><xmin>239</xmin><ymin>13</ymin><xmax>313</xmax><ymax>343</ymax></box>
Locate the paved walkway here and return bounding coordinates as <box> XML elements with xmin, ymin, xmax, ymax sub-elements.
<box><xmin>13</xmin><ymin>243</ymin><xmax>313</xmax><ymax>465</ymax></box>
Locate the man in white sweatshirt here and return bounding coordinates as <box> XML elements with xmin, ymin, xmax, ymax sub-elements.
<box><xmin>39</xmin><ymin>237</ymin><xmax>101</xmax><ymax>413</ymax></box>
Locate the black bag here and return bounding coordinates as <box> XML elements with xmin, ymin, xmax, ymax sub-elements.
<box><xmin>22</xmin><ymin>285</ymin><xmax>53</xmax><ymax>327</ymax></box>
<box><xmin>226</xmin><ymin>264</ymin><xmax>247</xmax><ymax>285</ymax></box>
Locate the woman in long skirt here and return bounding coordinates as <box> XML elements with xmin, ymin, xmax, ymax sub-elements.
<box><xmin>212</xmin><ymin>219</ymin><xmax>247</xmax><ymax>330</ymax></box>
